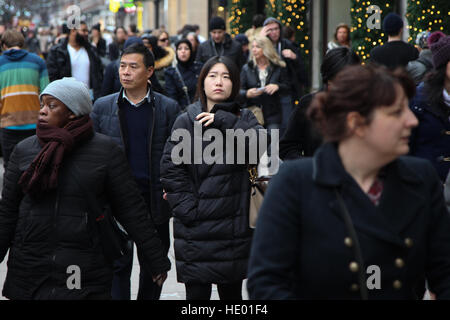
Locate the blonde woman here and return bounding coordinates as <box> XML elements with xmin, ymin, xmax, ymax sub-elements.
<box><xmin>239</xmin><ymin>35</ymin><xmax>289</xmax><ymax>129</ymax></box>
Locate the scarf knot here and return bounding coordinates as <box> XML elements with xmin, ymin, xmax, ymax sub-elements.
<box><xmin>19</xmin><ymin>115</ymin><xmax>94</xmax><ymax>197</ymax></box>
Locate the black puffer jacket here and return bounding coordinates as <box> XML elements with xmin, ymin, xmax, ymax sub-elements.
<box><xmin>0</xmin><ymin>133</ymin><xmax>170</xmax><ymax>300</ymax></box>
<box><xmin>160</xmin><ymin>101</ymin><xmax>263</xmax><ymax>284</ymax></box>
<box><xmin>46</xmin><ymin>38</ymin><xmax>103</xmax><ymax>100</ymax></box>
<box><xmin>239</xmin><ymin>61</ymin><xmax>290</xmax><ymax>125</ymax></box>
<box><xmin>196</xmin><ymin>34</ymin><xmax>244</xmax><ymax>69</ymax></box>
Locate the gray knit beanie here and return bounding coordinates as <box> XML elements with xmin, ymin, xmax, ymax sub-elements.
<box><xmin>40</xmin><ymin>77</ymin><xmax>92</xmax><ymax>116</ymax></box>
<box><xmin>263</xmin><ymin>17</ymin><xmax>282</xmax><ymax>29</ymax></box>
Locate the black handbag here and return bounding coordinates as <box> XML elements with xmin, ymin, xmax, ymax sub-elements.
<box><xmin>70</xmin><ymin>163</ymin><xmax>131</xmax><ymax>262</ymax></box>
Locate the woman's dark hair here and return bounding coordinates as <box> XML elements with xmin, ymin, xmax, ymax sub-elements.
<box><xmin>121</xmin><ymin>43</ymin><xmax>155</xmax><ymax>68</ymax></box>
<box><xmin>321</xmin><ymin>47</ymin><xmax>360</xmax><ymax>85</ymax></box>
<box><xmin>424</xmin><ymin>64</ymin><xmax>447</xmax><ymax>107</ymax></box>
<box><xmin>308</xmin><ymin>64</ymin><xmax>416</xmax><ymax>142</ymax></box>
<box><xmin>195</xmin><ymin>56</ymin><xmax>240</xmax><ymax>110</ymax></box>
<box><xmin>147</xmin><ymin>35</ymin><xmax>168</xmax><ymax>60</ymax></box>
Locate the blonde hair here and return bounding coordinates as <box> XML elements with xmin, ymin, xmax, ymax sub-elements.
<box><xmin>250</xmin><ymin>36</ymin><xmax>286</xmax><ymax>68</ymax></box>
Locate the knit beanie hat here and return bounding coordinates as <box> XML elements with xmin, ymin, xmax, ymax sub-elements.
<box><xmin>124</xmin><ymin>36</ymin><xmax>143</xmax><ymax>49</ymax></box>
<box><xmin>415</xmin><ymin>31</ymin><xmax>430</xmax><ymax>49</ymax></box>
<box><xmin>263</xmin><ymin>17</ymin><xmax>282</xmax><ymax>29</ymax></box>
<box><xmin>40</xmin><ymin>77</ymin><xmax>92</xmax><ymax>116</ymax></box>
<box><xmin>209</xmin><ymin>16</ymin><xmax>226</xmax><ymax>31</ymax></box>
<box><xmin>235</xmin><ymin>34</ymin><xmax>249</xmax><ymax>45</ymax></box>
<box><xmin>382</xmin><ymin>13</ymin><xmax>403</xmax><ymax>35</ymax></box>
<box><xmin>428</xmin><ymin>31</ymin><xmax>450</xmax><ymax>68</ymax></box>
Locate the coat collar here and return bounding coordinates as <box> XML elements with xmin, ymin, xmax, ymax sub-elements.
<box><xmin>116</xmin><ymin>83</ymin><xmax>155</xmax><ymax>107</ymax></box>
<box><xmin>312</xmin><ymin>142</ymin><xmax>423</xmax><ymax>187</ymax></box>
<box><xmin>314</xmin><ymin>143</ymin><xmax>426</xmax><ymax>247</ymax></box>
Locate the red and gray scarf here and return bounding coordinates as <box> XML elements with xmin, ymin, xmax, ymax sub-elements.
<box><xmin>19</xmin><ymin>115</ymin><xmax>94</xmax><ymax>196</ymax></box>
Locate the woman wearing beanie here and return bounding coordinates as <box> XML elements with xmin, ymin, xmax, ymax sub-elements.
<box><xmin>164</xmin><ymin>39</ymin><xmax>203</xmax><ymax>110</ymax></box>
<box><xmin>409</xmin><ymin>31</ymin><xmax>450</xmax><ymax>182</ymax></box>
<box><xmin>0</xmin><ymin>78</ymin><xmax>170</xmax><ymax>299</ymax></box>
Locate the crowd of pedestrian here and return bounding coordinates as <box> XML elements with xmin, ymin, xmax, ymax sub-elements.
<box><xmin>0</xmin><ymin>10</ymin><xmax>448</xmax><ymax>301</ymax></box>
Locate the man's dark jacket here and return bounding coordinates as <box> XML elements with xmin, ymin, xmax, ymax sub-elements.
<box><xmin>0</xmin><ymin>133</ymin><xmax>170</xmax><ymax>299</ymax></box>
<box><xmin>46</xmin><ymin>38</ymin><xmax>103</xmax><ymax>100</ymax></box>
<box><xmin>196</xmin><ymin>33</ymin><xmax>244</xmax><ymax>69</ymax></box>
<box><xmin>91</xmin><ymin>87</ymin><xmax>180</xmax><ymax>225</ymax></box>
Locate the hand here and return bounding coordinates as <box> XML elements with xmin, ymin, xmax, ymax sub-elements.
<box><xmin>163</xmin><ymin>189</ymin><xmax>167</xmax><ymax>201</ymax></box>
<box><xmin>281</xmin><ymin>49</ymin><xmax>296</xmax><ymax>60</ymax></box>
<box><xmin>264</xmin><ymin>84</ymin><xmax>279</xmax><ymax>95</ymax></box>
<box><xmin>196</xmin><ymin>112</ymin><xmax>215</xmax><ymax>127</ymax></box>
<box><xmin>152</xmin><ymin>272</ymin><xmax>168</xmax><ymax>287</ymax></box>
<box><xmin>260</xmin><ymin>25</ymin><xmax>271</xmax><ymax>37</ymax></box>
<box><xmin>246</xmin><ymin>88</ymin><xmax>264</xmax><ymax>99</ymax></box>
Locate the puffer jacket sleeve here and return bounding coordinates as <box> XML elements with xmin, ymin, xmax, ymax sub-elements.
<box><xmin>160</xmin><ymin>115</ymin><xmax>199</xmax><ymax>226</ymax></box>
<box><xmin>105</xmin><ymin>142</ymin><xmax>170</xmax><ymax>275</ymax></box>
<box><xmin>0</xmin><ymin>146</ymin><xmax>25</xmax><ymax>262</ymax></box>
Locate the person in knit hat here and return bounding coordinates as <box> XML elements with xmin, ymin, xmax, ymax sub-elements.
<box><xmin>0</xmin><ymin>76</ymin><xmax>170</xmax><ymax>300</ymax></box>
<box><xmin>406</xmin><ymin>31</ymin><xmax>433</xmax><ymax>84</ymax></box>
<box><xmin>195</xmin><ymin>16</ymin><xmax>244</xmax><ymax>68</ymax></box>
<box><xmin>409</xmin><ymin>31</ymin><xmax>450</xmax><ymax>182</ymax></box>
<box><xmin>370</xmin><ymin>12</ymin><xmax>418</xmax><ymax>69</ymax></box>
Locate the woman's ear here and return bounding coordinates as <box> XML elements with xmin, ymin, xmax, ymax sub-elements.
<box><xmin>346</xmin><ymin>111</ymin><xmax>366</xmax><ymax>137</ymax></box>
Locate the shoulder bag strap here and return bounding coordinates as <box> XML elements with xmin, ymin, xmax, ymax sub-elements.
<box><xmin>334</xmin><ymin>188</ymin><xmax>369</xmax><ymax>300</ymax></box>
<box><xmin>174</xmin><ymin>65</ymin><xmax>191</xmax><ymax>105</ymax></box>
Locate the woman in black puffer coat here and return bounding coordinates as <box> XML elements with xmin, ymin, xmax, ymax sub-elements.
<box><xmin>0</xmin><ymin>78</ymin><xmax>170</xmax><ymax>300</ymax></box>
<box><xmin>161</xmin><ymin>56</ymin><xmax>266</xmax><ymax>300</ymax></box>
<box><xmin>164</xmin><ymin>39</ymin><xmax>203</xmax><ymax>110</ymax></box>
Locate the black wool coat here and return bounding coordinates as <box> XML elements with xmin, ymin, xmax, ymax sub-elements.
<box><xmin>248</xmin><ymin>142</ymin><xmax>450</xmax><ymax>299</ymax></box>
<box><xmin>160</xmin><ymin>101</ymin><xmax>264</xmax><ymax>284</ymax></box>
<box><xmin>0</xmin><ymin>133</ymin><xmax>170</xmax><ymax>300</ymax></box>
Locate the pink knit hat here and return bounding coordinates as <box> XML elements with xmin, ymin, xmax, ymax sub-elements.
<box><xmin>428</xmin><ymin>31</ymin><xmax>450</xmax><ymax>69</ymax></box>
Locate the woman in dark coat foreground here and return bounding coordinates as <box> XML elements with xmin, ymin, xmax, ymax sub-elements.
<box><xmin>247</xmin><ymin>65</ymin><xmax>450</xmax><ymax>300</ymax></box>
<box><xmin>0</xmin><ymin>78</ymin><xmax>170</xmax><ymax>300</ymax></box>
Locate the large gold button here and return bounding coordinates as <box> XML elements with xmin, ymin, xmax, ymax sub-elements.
<box><xmin>395</xmin><ymin>258</ymin><xmax>405</xmax><ymax>268</ymax></box>
<box><xmin>349</xmin><ymin>262</ymin><xmax>359</xmax><ymax>273</ymax></box>
<box><xmin>350</xmin><ymin>283</ymin><xmax>359</xmax><ymax>292</ymax></box>
<box><xmin>393</xmin><ymin>280</ymin><xmax>402</xmax><ymax>290</ymax></box>
<box><xmin>344</xmin><ymin>237</ymin><xmax>353</xmax><ymax>247</ymax></box>
<box><xmin>404</xmin><ymin>238</ymin><xmax>413</xmax><ymax>248</ymax></box>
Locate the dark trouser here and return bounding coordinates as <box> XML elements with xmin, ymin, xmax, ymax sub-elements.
<box><xmin>185</xmin><ymin>281</ymin><xmax>243</xmax><ymax>300</ymax></box>
<box><xmin>111</xmin><ymin>220</ymin><xmax>170</xmax><ymax>300</ymax></box>
<box><xmin>280</xmin><ymin>94</ymin><xmax>294</xmax><ymax>138</ymax></box>
<box><xmin>1</xmin><ymin>128</ymin><xmax>36</xmax><ymax>170</ymax></box>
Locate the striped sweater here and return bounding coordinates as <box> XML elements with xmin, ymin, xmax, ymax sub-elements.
<box><xmin>0</xmin><ymin>49</ymin><xmax>49</xmax><ymax>128</ymax></box>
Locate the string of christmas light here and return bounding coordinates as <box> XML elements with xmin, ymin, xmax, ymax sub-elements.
<box><xmin>406</xmin><ymin>0</ymin><xmax>450</xmax><ymax>45</ymax></box>
<box><xmin>228</xmin><ymin>0</ymin><xmax>256</xmax><ymax>36</ymax></box>
<box><xmin>265</xmin><ymin>0</ymin><xmax>311</xmax><ymax>59</ymax></box>
<box><xmin>350</xmin><ymin>0</ymin><xmax>394</xmax><ymax>62</ymax></box>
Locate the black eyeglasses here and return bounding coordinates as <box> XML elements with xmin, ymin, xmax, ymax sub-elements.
<box><xmin>159</xmin><ymin>38</ymin><xmax>169</xmax><ymax>42</ymax></box>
